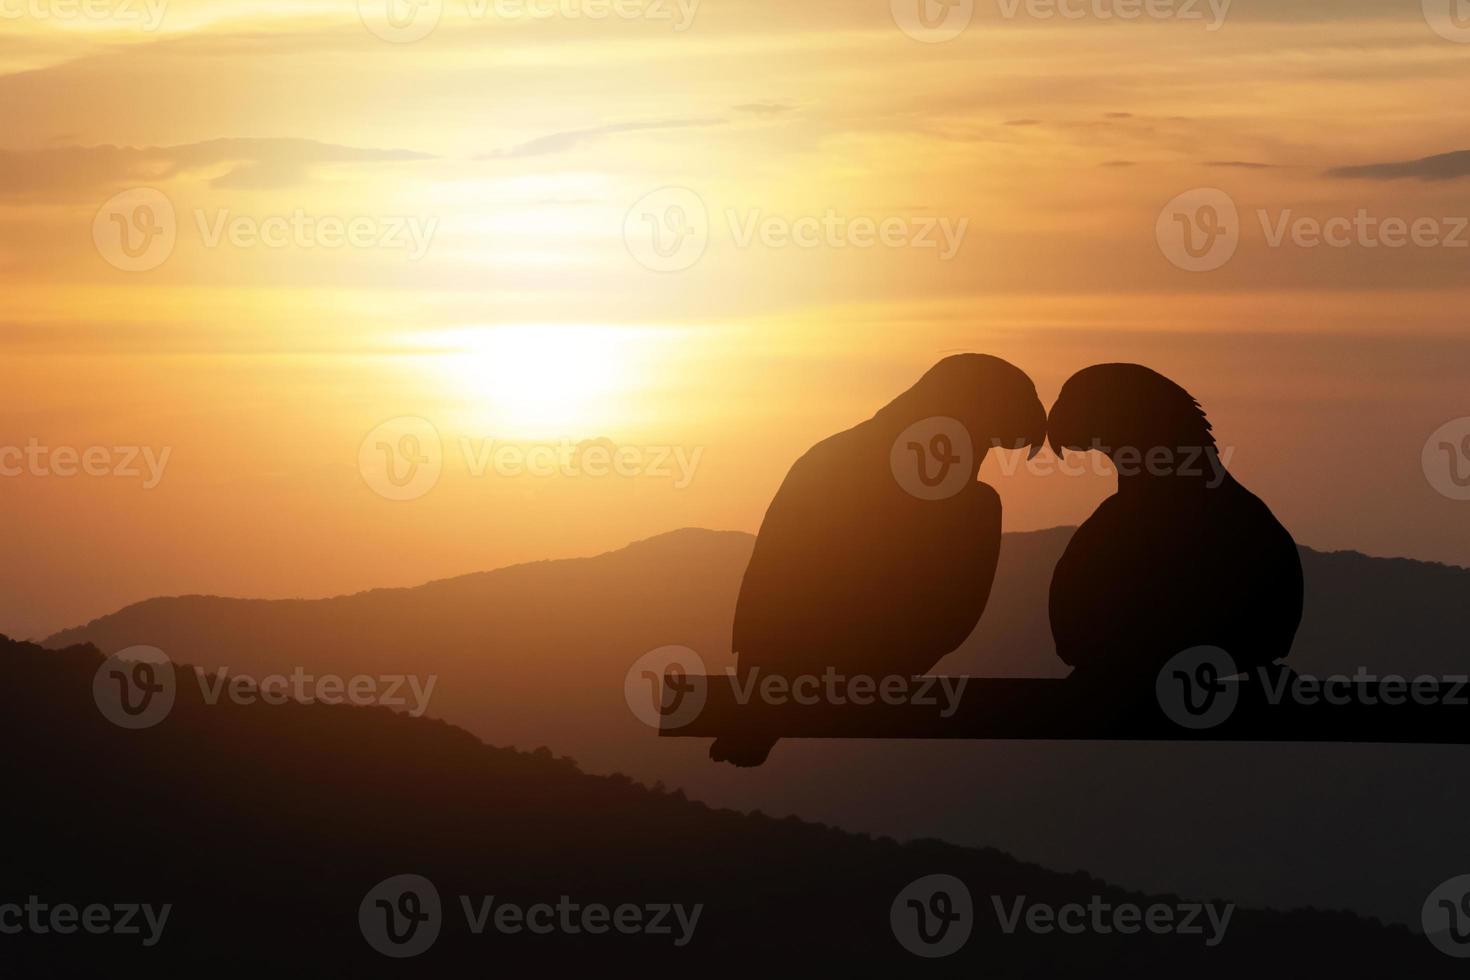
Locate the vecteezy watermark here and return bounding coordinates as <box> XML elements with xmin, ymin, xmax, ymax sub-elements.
<box><xmin>623</xmin><ymin>187</ymin><xmax>969</xmax><ymax>272</ymax></box>
<box><xmin>467</xmin><ymin>0</ymin><xmax>698</xmax><ymax>29</ymax></box>
<box><xmin>1423</xmin><ymin>417</ymin><xmax>1470</xmax><ymax>501</ymax></box>
<box><xmin>358</xmin><ymin>0</ymin><xmax>443</xmax><ymax>43</ymax></box>
<box><xmin>1156</xmin><ymin>646</ymin><xmax>1240</xmax><ymax>730</ymax></box>
<box><xmin>194</xmin><ymin>209</ymin><xmax>437</xmax><ymax>260</ymax></box>
<box><xmin>360</xmin><ymin>875</ymin><xmax>442</xmax><ymax>958</ymax></box>
<box><xmin>94</xmin><ymin>188</ymin><xmax>177</xmax><ymax>273</ymax></box>
<box><xmin>995</xmin><ymin>0</ymin><xmax>1230</xmax><ymax>29</ymax></box>
<box><xmin>992</xmin><ymin>894</ymin><xmax>1233</xmax><ymax>946</ymax></box>
<box><xmin>0</xmin><ymin>439</ymin><xmax>171</xmax><ymax>488</ymax></box>
<box><xmin>624</xmin><ymin>645</ymin><xmax>708</xmax><ymax>730</ymax></box>
<box><xmin>94</xmin><ymin>188</ymin><xmax>437</xmax><ymax>272</ymax></box>
<box><xmin>93</xmin><ymin>646</ymin><xmax>176</xmax><ymax>730</ymax></box>
<box><xmin>358</xmin><ymin>418</ymin><xmax>704</xmax><ymax>502</ymax></box>
<box><xmin>891</xmin><ymin>874</ymin><xmax>973</xmax><ymax>957</ymax></box>
<box><xmin>1157</xmin><ymin>649</ymin><xmax>1470</xmax><ymax>732</ymax></box>
<box><xmin>891</xmin><ymin>0</ymin><xmax>973</xmax><ymax>42</ymax></box>
<box><xmin>1423</xmin><ymin>0</ymin><xmax>1470</xmax><ymax>43</ymax></box>
<box><xmin>0</xmin><ymin>0</ymin><xmax>167</xmax><ymax>30</ymax></box>
<box><xmin>725</xmin><ymin>209</ymin><xmax>968</xmax><ymax>260</ymax></box>
<box><xmin>194</xmin><ymin>666</ymin><xmax>437</xmax><ymax>717</ymax></box>
<box><xmin>1424</xmin><ymin>875</ymin><xmax>1470</xmax><ymax>958</ymax></box>
<box><xmin>623</xmin><ymin>646</ymin><xmax>969</xmax><ymax>729</ymax></box>
<box><xmin>1261</xmin><ymin>669</ymin><xmax>1470</xmax><ymax>708</ymax></box>
<box><xmin>890</xmin><ymin>874</ymin><xmax>1234</xmax><ymax>957</ymax></box>
<box><xmin>623</xmin><ymin>187</ymin><xmax>709</xmax><ymax>273</ymax></box>
<box><xmin>459</xmin><ymin>437</ymin><xmax>703</xmax><ymax>489</ymax></box>
<box><xmin>1158</xmin><ymin>187</ymin><xmax>1470</xmax><ymax>272</ymax></box>
<box><xmin>890</xmin><ymin>416</ymin><xmax>974</xmax><ymax>501</ymax></box>
<box><xmin>1156</xmin><ymin>187</ymin><xmax>1240</xmax><ymax>272</ymax></box>
<box><xmin>92</xmin><ymin>646</ymin><xmax>438</xmax><ymax>729</ymax></box>
<box><xmin>360</xmin><ymin>417</ymin><xmax>443</xmax><ymax>502</ymax></box>
<box><xmin>992</xmin><ymin>438</ymin><xmax>1235</xmax><ymax>486</ymax></box>
<box><xmin>359</xmin><ymin>0</ymin><xmax>697</xmax><ymax>43</ymax></box>
<box><xmin>359</xmin><ymin>875</ymin><xmax>702</xmax><ymax>958</ymax></box>
<box><xmin>0</xmin><ymin>898</ymin><xmax>171</xmax><ymax>947</ymax></box>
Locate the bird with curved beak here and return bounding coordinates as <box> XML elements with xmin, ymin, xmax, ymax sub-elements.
<box><xmin>1044</xmin><ymin>363</ymin><xmax>1303</xmax><ymax>688</ymax></box>
<box><xmin>712</xmin><ymin>354</ymin><xmax>1046</xmax><ymax>767</ymax></box>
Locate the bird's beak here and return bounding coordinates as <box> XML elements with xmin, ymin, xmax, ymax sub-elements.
<box><xmin>1027</xmin><ymin>442</ymin><xmax>1043</xmax><ymax>461</ymax></box>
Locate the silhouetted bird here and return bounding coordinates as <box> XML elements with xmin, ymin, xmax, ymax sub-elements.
<box><xmin>711</xmin><ymin>354</ymin><xmax>1047</xmax><ymax>766</ymax></box>
<box><xmin>1044</xmin><ymin>363</ymin><xmax>1303</xmax><ymax>686</ymax></box>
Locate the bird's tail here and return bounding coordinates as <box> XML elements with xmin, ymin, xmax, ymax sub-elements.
<box><xmin>710</xmin><ymin>736</ymin><xmax>777</xmax><ymax>768</ymax></box>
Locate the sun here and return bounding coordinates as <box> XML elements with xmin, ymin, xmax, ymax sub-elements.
<box><xmin>424</xmin><ymin>324</ymin><xmax>657</xmax><ymax>439</ymax></box>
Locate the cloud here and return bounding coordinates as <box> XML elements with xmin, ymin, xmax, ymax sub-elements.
<box><xmin>479</xmin><ymin>118</ymin><xmax>725</xmax><ymax>159</ymax></box>
<box><xmin>1004</xmin><ymin>119</ymin><xmax>1042</xmax><ymax>126</ymax></box>
<box><xmin>0</xmin><ymin>138</ymin><xmax>435</xmax><ymax>200</ymax></box>
<box><xmin>1326</xmin><ymin>150</ymin><xmax>1470</xmax><ymax>182</ymax></box>
<box><xmin>1207</xmin><ymin>160</ymin><xmax>1277</xmax><ymax>169</ymax></box>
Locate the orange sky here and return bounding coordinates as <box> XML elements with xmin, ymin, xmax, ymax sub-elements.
<box><xmin>2</xmin><ymin>0</ymin><xmax>1469</xmax><ymax>637</ymax></box>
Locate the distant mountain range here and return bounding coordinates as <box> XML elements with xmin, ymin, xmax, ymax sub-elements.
<box><xmin>45</xmin><ymin>527</ymin><xmax>1470</xmax><ymax>927</ymax></box>
<box><xmin>3</xmin><ymin>634</ymin><xmax>1450</xmax><ymax>974</ymax></box>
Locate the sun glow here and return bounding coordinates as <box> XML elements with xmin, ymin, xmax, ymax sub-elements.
<box><xmin>423</xmin><ymin>324</ymin><xmax>663</xmax><ymax>438</ymax></box>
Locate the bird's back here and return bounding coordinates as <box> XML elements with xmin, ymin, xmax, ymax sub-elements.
<box><xmin>734</xmin><ymin>423</ymin><xmax>1003</xmax><ymax>680</ymax></box>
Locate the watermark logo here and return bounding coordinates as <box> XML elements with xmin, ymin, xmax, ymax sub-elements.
<box><xmin>466</xmin><ymin>0</ymin><xmax>699</xmax><ymax>29</ymax></box>
<box><xmin>1423</xmin><ymin>0</ymin><xmax>1470</xmax><ymax>42</ymax></box>
<box><xmin>994</xmin><ymin>0</ymin><xmax>1230</xmax><ymax>29</ymax></box>
<box><xmin>462</xmin><ymin>894</ymin><xmax>702</xmax><ymax>944</ymax></box>
<box><xmin>358</xmin><ymin>0</ymin><xmax>442</xmax><ymax>42</ymax></box>
<box><xmin>1423</xmin><ymin>417</ymin><xmax>1470</xmax><ymax>501</ymax></box>
<box><xmin>726</xmin><ymin>209</ymin><xmax>968</xmax><ymax>259</ymax></box>
<box><xmin>1155</xmin><ymin>646</ymin><xmax>1238</xmax><ymax>730</ymax></box>
<box><xmin>360</xmin><ymin>874</ymin><xmax>442</xmax><ymax>958</ymax></box>
<box><xmin>459</xmin><ymin>437</ymin><xmax>703</xmax><ymax>488</ymax></box>
<box><xmin>1156</xmin><ymin>187</ymin><xmax>1239</xmax><ymax>272</ymax></box>
<box><xmin>0</xmin><ymin>0</ymin><xmax>168</xmax><ymax>29</ymax></box>
<box><xmin>890</xmin><ymin>0</ymin><xmax>974</xmax><ymax>42</ymax></box>
<box><xmin>1424</xmin><ymin>875</ymin><xmax>1470</xmax><ymax>957</ymax></box>
<box><xmin>891</xmin><ymin>874</ymin><xmax>973</xmax><ymax>957</ymax></box>
<box><xmin>0</xmin><ymin>440</ymin><xmax>171</xmax><ymax>488</ymax></box>
<box><xmin>194</xmin><ymin>209</ymin><xmax>437</xmax><ymax>259</ymax></box>
<box><xmin>625</xmin><ymin>645</ymin><xmax>707</xmax><ymax>729</ymax></box>
<box><xmin>94</xmin><ymin>187</ymin><xmax>176</xmax><ymax>273</ymax></box>
<box><xmin>0</xmin><ymin>898</ymin><xmax>171</xmax><ymax>946</ymax></box>
<box><xmin>993</xmin><ymin>894</ymin><xmax>1233</xmax><ymax>945</ymax></box>
<box><xmin>195</xmin><ymin>667</ymin><xmax>437</xmax><ymax>717</ymax></box>
<box><xmin>93</xmin><ymin>646</ymin><xmax>176</xmax><ymax>730</ymax></box>
<box><xmin>890</xmin><ymin>416</ymin><xmax>973</xmax><ymax>500</ymax></box>
<box><xmin>1258</xmin><ymin>209</ymin><xmax>1468</xmax><ymax>251</ymax></box>
<box><xmin>360</xmin><ymin>417</ymin><xmax>443</xmax><ymax>501</ymax></box>
<box><xmin>624</xmin><ymin>187</ymin><xmax>708</xmax><ymax>272</ymax></box>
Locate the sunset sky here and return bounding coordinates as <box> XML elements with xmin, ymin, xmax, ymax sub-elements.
<box><xmin>3</xmin><ymin>0</ymin><xmax>1468</xmax><ymax>638</ymax></box>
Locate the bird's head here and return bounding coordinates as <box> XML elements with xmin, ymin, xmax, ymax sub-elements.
<box><xmin>1046</xmin><ymin>363</ymin><xmax>1215</xmax><ymax>462</ymax></box>
<box><xmin>899</xmin><ymin>354</ymin><xmax>1047</xmax><ymax>459</ymax></box>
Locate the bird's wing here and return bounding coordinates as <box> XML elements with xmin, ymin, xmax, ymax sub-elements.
<box><xmin>734</xmin><ymin>431</ymin><xmax>1003</xmax><ymax>679</ymax></box>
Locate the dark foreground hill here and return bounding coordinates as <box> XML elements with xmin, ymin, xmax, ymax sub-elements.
<box><xmin>43</xmin><ymin>527</ymin><xmax>1470</xmax><ymax>926</ymax></box>
<box><xmin>0</xmin><ymin>635</ymin><xmax>1452</xmax><ymax>976</ymax></box>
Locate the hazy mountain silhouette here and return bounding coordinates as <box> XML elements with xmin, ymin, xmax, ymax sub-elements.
<box><xmin>45</xmin><ymin>527</ymin><xmax>1470</xmax><ymax>927</ymax></box>
<box><xmin>2</xmin><ymin>634</ymin><xmax>1452</xmax><ymax>974</ymax></box>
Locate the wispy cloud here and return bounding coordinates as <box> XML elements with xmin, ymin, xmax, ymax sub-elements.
<box><xmin>0</xmin><ymin>138</ymin><xmax>435</xmax><ymax>200</ymax></box>
<box><xmin>1327</xmin><ymin>150</ymin><xmax>1470</xmax><ymax>182</ymax></box>
<box><xmin>478</xmin><ymin>118</ymin><xmax>724</xmax><ymax>159</ymax></box>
